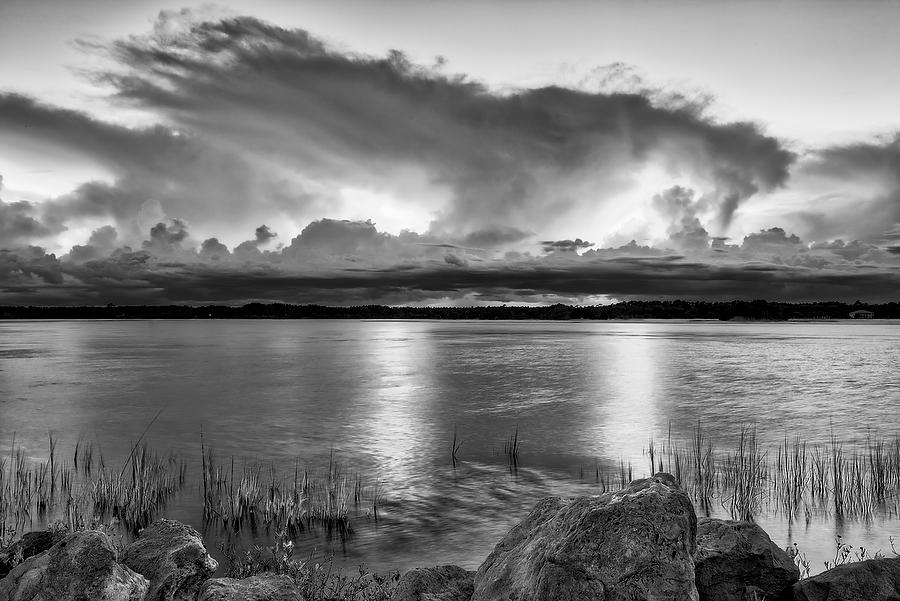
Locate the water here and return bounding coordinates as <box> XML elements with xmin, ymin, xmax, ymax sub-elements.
<box><xmin>2</xmin><ymin>319</ymin><xmax>899</xmax><ymax>573</ymax></box>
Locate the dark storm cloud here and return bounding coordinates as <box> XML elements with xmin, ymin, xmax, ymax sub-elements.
<box><xmin>794</xmin><ymin>135</ymin><xmax>900</xmax><ymax>243</ymax></box>
<box><xmin>2</xmin><ymin>216</ymin><xmax>899</xmax><ymax>305</ymax></box>
<box><xmin>541</xmin><ymin>238</ymin><xmax>594</xmax><ymax>253</ymax></box>
<box><xmin>142</xmin><ymin>219</ymin><xmax>191</xmax><ymax>256</ymax></box>
<box><xmin>92</xmin><ymin>11</ymin><xmax>794</xmax><ymax>238</ymax></box>
<box><xmin>67</xmin><ymin>225</ymin><xmax>119</xmax><ymax>262</ymax></box>
<box><xmin>41</xmin><ymin>252</ymin><xmax>900</xmax><ymax>304</ymax></box>
<box><xmin>0</xmin><ymin>93</ymin><xmax>316</xmax><ymax>241</ymax></box>
<box><xmin>0</xmin><ymin>247</ymin><xmax>63</xmax><ymax>287</ymax></box>
<box><xmin>255</xmin><ymin>225</ymin><xmax>277</xmax><ymax>244</ymax></box>
<box><xmin>0</xmin><ymin>199</ymin><xmax>63</xmax><ymax>245</ymax></box>
<box><xmin>0</xmin><ymin>176</ymin><xmax>65</xmax><ymax>245</ymax></box>
<box><xmin>199</xmin><ymin>238</ymin><xmax>230</xmax><ymax>260</ymax></box>
<box><xmin>14</xmin><ymin>12</ymin><xmax>900</xmax><ymax>306</ymax></box>
<box><xmin>459</xmin><ymin>226</ymin><xmax>532</xmax><ymax>249</ymax></box>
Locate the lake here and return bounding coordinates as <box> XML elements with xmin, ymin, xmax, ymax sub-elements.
<box><xmin>1</xmin><ymin>319</ymin><xmax>899</xmax><ymax>574</ymax></box>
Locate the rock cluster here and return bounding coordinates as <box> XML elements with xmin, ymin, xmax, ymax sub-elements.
<box><xmin>1</xmin><ymin>473</ymin><xmax>898</xmax><ymax>600</ymax></box>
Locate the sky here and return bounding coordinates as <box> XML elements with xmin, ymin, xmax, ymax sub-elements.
<box><xmin>1</xmin><ymin>0</ymin><xmax>900</xmax><ymax>305</ymax></box>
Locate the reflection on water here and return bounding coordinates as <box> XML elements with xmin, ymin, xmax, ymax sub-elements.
<box><xmin>1</xmin><ymin>319</ymin><xmax>899</xmax><ymax>573</ymax></box>
<box><xmin>601</xmin><ymin>327</ymin><xmax>660</xmax><ymax>462</ymax></box>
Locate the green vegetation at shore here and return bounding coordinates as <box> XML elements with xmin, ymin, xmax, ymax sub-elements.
<box><xmin>0</xmin><ymin>299</ymin><xmax>898</xmax><ymax>320</ymax></box>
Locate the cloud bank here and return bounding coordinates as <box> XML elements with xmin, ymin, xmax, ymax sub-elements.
<box><xmin>0</xmin><ymin>10</ymin><xmax>898</xmax><ymax>305</ymax></box>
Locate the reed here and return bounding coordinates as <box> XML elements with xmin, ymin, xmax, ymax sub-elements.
<box><xmin>199</xmin><ymin>446</ymin><xmax>377</xmax><ymax>538</ymax></box>
<box><xmin>0</xmin><ymin>434</ymin><xmax>186</xmax><ymax>541</ymax></box>
<box><xmin>503</xmin><ymin>426</ymin><xmax>520</xmax><ymax>466</ymax></box>
<box><xmin>451</xmin><ymin>426</ymin><xmax>463</xmax><ymax>467</ymax></box>
<box><xmin>644</xmin><ymin>425</ymin><xmax>900</xmax><ymax>523</ymax></box>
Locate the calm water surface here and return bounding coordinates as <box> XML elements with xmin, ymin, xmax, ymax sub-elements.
<box><xmin>1</xmin><ymin>319</ymin><xmax>899</xmax><ymax>573</ymax></box>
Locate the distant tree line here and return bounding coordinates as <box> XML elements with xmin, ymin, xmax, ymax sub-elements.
<box><xmin>0</xmin><ymin>300</ymin><xmax>897</xmax><ymax>320</ymax></box>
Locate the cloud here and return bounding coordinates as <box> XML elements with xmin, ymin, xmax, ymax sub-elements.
<box><xmin>0</xmin><ymin>93</ymin><xmax>317</xmax><ymax>245</ymax></box>
<box><xmin>255</xmin><ymin>225</ymin><xmax>277</xmax><ymax>244</ymax></box>
<box><xmin>0</xmin><ymin>176</ymin><xmax>66</xmax><ymax>246</ymax></box>
<box><xmin>87</xmin><ymin>10</ymin><xmax>793</xmax><ymax>240</ymax></box>
<box><xmin>740</xmin><ymin>227</ymin><xmax>803</xmax><ymax>253</ymax></box>
<box><xmin>199</xmin><ymin>238</ymin><xmax>230</xmax><ymax>261</ymax></box>
<box><xmin>541</xmin><ymin>238</ymin><xmax>594</xmax><ymax>253</ymax></box>
<box><xmin>67</xmin><ymin>225</ymin><xmax>119</xmax><ymax>262</ymax></box>
<box><xmin>12</xmin><ymin>11</ymin><xmax>900</xmax><ymax>307</ymax></box>
<box><xmin>0</xmin><ymin>217</ymin><xmax>895</xmax><ymax>306</ymax></box>
<box><xmin>459</xmin><ymin>226</ymin><xmax>532</xmax><ymax>249</ymax></box>
<box><xmin>142</xmin><ymin>219</ymin><xmax>192</xmax><ymax>257</ymax></box>
<box><xmin>789</xmin><ymin>135</ymin><xmax>900</xmax><ymax>244</ymax></box>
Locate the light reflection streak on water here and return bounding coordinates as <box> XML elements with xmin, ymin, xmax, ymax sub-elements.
<box><xmin>596</xmin><ymin>327</ymin><xmax>660</xmax><ymax>470</ymax></box>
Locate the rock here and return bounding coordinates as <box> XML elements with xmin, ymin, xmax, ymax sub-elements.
<box><xmin>391</xmin><ymin>565</ymin><xmax>475</xmax><ymax>601</ymax></box>
<box><xmin>790</xmin><ymin>557</ymin><xmax>900</xmax><ymax>601</ymax></box>
<box><xmin>694</xmin><ymin>517</ymin><xmax>799</xmax><ymax>601</ymax></box>
<box><xmin>199</xmin><ymin>574</ymin><xmax>304</xmax><ymax>601</ymax></box>
<box><xmin>472</xmin><ymin>472</ymin><xmax>698</xmax><ymax>601</ymax></box>
<box><xmin>0</xmin><ymin>529</ymin><xmax>67</xmax><ymax>578</ymax></box>
<box><xmin>0</xmin><ymin>530</ymin><xmax>149</xmax><ymax>601</ymax></box>
<box><xmin>123</xmin><ymin>518</ymin><xmax>218</xmax><ymax>601</ymax></box>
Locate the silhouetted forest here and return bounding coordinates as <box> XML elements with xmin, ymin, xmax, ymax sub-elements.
<box><xmin>0</xmin><ymin>300</ymin><xmax>896</xmax><ymax>320</ymax></box>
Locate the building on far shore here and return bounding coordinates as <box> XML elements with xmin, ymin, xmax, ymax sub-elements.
<box><xmin>849</xmin><ymin>309</ymin><xmax>875</xmax><ymax>319</ymax></box>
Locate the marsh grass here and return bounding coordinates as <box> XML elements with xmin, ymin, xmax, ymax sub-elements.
<box><xmin>200</xmin><ymin>447</ymin><xmax>379</xmax><ymax>538</ymax></box>
<box><xmin>6</xmin><ymin>423</ymin><xmax>900</xmax><ymax>549</ymax></box>
<box><xmin>450</xmin><ymin>426</ymin><xmax>463</xmax><ymax>468</ymax></box>
<box><xmin>0</xmin><ymin>434</ymin><xmax>186</xmax><ymax>544</ymax></box>
<box><xmin>646</xmin><ymin>423</ymin><xmax>900</xmax><ymax>523</ymax></box>
<box><xmin>503</xmin><ymin>426</ymin><xmax>520</xmax><ymax>468</ymax></box>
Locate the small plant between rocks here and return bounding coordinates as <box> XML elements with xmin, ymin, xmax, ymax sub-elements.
<box><xmin>218</xmin><ymin>527</ymin><xmax>400</xmax><ymax>601</ymax></box>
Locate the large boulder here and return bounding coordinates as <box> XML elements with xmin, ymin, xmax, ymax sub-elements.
<box><xmin>199</xmin><ymin>574</ymin><xmax>304</xmax><ymax>601</ymax></box>
<box><xmin>0</xmin><ymin>529</ymin><xmax>67</xmax><ymax>578</ymax></box>
<box><xmin>790</xmin><ymin>557</ymin><xmax>900</xmax><ymax>601</ymax></box>
<box><xmin>123</xmin><ymin>519</ymin><xmax>218</xmax><ymax>601</ymax></box>
<box><xmin>694</xmin><ymin>518</ymin><xmax>798</xmax><ymax>601</ymax></box>
<box><xmin>0</xmin><ymin>530</ymin><xmax>148</xmax><ymax>601</ymax></box>
<box><xmin>391</xmin><ymin>565</ymin><xmax>475</xmax><ymax>601</ymax></box>
<box><xmin>472</xmin><ymin>473</ymin><xmax>698</xmax><ymax>601</ymax></box>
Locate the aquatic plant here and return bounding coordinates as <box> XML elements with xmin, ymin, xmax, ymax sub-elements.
<box><xmin>219</xmin><ymin>528</ymin><xmax>399</xmax><ymax>600</ymax></box>
<box><xmin>645</xmin><ymin>422</ymin><xmax>900</xmax><ymax>523</ymax></box>
<box><xmin>503</xmin><ymin>426</ymin><xmax>520</xmax><ymax>467</ymax></box>
<box><xmin>200</xmin><ymin>446</ymin><xmax>377</xmax><ymax>538</ymax></box>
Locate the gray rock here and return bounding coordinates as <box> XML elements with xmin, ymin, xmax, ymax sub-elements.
<box><xmin>390</xmin><ymin>565</ymin><xmax>475</xmax><ymax>601</ymax></box>
<box><xmin>0</xmin><ymin>530</ymin><xmax>149</xmax><ymax>601</ymax></box>
<box><xmin>0</xmin><ymin>529</ymin><xmax>67</xmax><ymax>578</ymax></box>
<box><xmin>695</xmin><ymin>518</ymin><xmax>799</xmax><ymax>601</ymax></box>
<box><xmin>790</xmin><ymin>557</ymin><xmax>900</xmax><ymax>601</ymax></box>
<box><xmin>199</xmin><ymin>574</ymin><xmax>304</xmax><ymax>601</ymax></box>
<box><xmin>472</xmin><ymin>472</ymin><xmax>698</xmax><ymax>601</ymax></box>
<box><xmin>123</xmin><ymin>519</ymin><xmax>218</xmax><ymax>601</ymax></box>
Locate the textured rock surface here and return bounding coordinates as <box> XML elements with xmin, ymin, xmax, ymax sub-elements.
<box><xmin>695</xmin><ymin>517</ymin><xmax>798</xmax><ymax>601</ymax></box>
<box><xmin>0</xmin><ymin>530</ymin><xmax>148</xmax><ymax>601</ymax></box>
<box><xmin>199</xmin><ymin>574</ymin><xmax>304</xmax><ymax>601</ymax></box>
<box><xmin>0</xmin><ymin>529</ymin><xmax>67</xmax><ymax>578</ymax></box>
<box><xmin>791</xmin><ymin>557</ymin><xmax>900</xmax><ymax>601</ymax></box>
<box><xmin>472</xmin><ymin>473</ymin><xmax>698</xmax><ymax>601</ymax></box>
<box><xmin>123</xmin><ymin>518</ymin><xmax>218</xmax><ymax>601</ymax></box>
<box><xmin>390</xmin><ymin>565</ymin><xmax>475</xmax><ymax>601</ymax></box>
